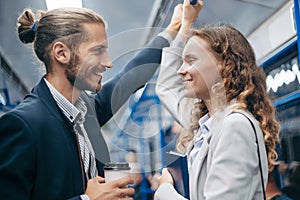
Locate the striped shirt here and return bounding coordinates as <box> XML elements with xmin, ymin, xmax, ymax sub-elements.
<box><xmin>44</xmin><ymin>78</ymin><xmax>80</xmax><ymax>122</ymax></box>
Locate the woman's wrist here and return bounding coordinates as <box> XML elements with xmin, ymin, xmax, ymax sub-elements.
<box><xmin>181</xmin><ymin>21</ymin><xmax>193</xmax><ymax>31</ymax></box>
<box><xmin>174</xmin><ymin>23</ymin><xmax>192</xmax><ymax>44</ymax></box>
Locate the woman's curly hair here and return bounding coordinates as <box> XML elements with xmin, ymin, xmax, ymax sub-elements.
<box><xmin>177</xmin><ymin>24</ymin><xmax>280</xmax><ymax>172</ymax></box>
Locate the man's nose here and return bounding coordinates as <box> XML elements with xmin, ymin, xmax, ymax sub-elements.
<box><xmin>102</xmin><ymin>52</ymin><xmax>112</xmax><ymax>68</ymax></box>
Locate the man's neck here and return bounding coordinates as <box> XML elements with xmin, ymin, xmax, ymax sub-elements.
<box><xmin>45</xmin><ymin>74</ymin><xmax>81</xmax><ymax>104</ymax></box>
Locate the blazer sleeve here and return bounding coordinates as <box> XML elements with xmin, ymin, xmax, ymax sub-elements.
<box><xmin>155</xmin><ymin>46</ymin><xmax>191</xmax><ymax>128</ymax></box>
<box><xmin>0</xmin><ymin>112</ymin><xmax>36</xmax><ymax>200</ymax></box>
<box><xmin>94</xmin><ymin>35</ymin><xmax>170</xmax><ymax>126</ymax></box>
<box><xmin>204</xmin><ymin>113</ymin><xmax>266</xmax><ymax>199</ymax></box>
<box><xmin>67</xmin><ymin>196</ymin><xmax>81</xmax><ymax>200</ymax></box>
<box><xmin>0</xmin><ymin>113</ymin><xmax>87</xmax><ymax>200</ymax></box>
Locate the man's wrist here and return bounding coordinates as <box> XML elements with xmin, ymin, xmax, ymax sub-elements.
<box><xmin>167</xmin><ymin>21</ymin><xmax>181</xmax><ymax>32</ymax></box>
<box><xmin>165</xmin><ymin>21</ymin><xmax>181</xmax><ymax>39</ymax></box>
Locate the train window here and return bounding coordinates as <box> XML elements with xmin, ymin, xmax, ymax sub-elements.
<box><xmin>277</xmin><ymin>100</ymin><xmax>300</xmax><ymax>162</ymax></box>
<box><xmin>266</xmin><ymin>57</ymin><xmax>300</xmax><ymax>101</ymax></box>
<box><xmin>265</xmin><ymin>54</ymin><xmax>300</xmax><ymax>164</ymax></box>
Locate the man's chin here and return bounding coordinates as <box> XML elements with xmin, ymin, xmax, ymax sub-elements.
<box><xmin>95</xmin><ymin>84</ymin><xmax>102</xmax><ymax>92</ymax></box>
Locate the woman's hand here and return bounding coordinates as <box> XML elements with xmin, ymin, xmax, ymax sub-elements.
<box><xmin>165</xmin><ymin>3</ymin><xmax>183</xmax><ymax>39</ymax></box>
<box><xmin>159</xmin><ymin>168</ymin><xmax>174</xmax><ymax>186</ymax></box>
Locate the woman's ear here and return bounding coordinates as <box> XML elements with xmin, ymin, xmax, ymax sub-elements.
<box><xmin>52</xmin><ymin>41</ymin><xmax>71</xmax><ymax>64</ymax></box>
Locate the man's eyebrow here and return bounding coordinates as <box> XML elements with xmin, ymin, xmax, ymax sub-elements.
<box><xmin>89</xmin><ymin>44</ymin><xmax>108</xmax><ymax>51</ymax></box>
<box><xmin>96</xmin><ymin>44</ymin><xmax>108</xmax><ymax>48</ymax></box>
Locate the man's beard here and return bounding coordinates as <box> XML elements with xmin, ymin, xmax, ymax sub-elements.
<box><xmin>65</xmin><ymin>53</ymin><xmax>101</xmax><ymax>93</ymax></box>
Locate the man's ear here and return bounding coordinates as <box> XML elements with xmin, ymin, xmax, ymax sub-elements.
<box><xmin>52</xmin><ymin>42</ymin><xmax>71</xmax><ymax>64</ymax></box>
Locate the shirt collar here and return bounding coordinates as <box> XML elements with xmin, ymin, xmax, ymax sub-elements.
<box><xmin>198</xmin><ymin>113</ymin><xmax>210</xmax><ymax>133</ymax></box>
<box><xmin>74</xmin><ymin>96</ymin><xmax>87</xmax><ymax>124</ymax></box>
<box><xmin>193</xmin><ymin>113</ymin><xmax>210</xmax><ymax>142</ymax></box>
<box><xmin>44</xmin><ymin>78</ymin><xmax>82</xmax><ymax>123</ymax></box>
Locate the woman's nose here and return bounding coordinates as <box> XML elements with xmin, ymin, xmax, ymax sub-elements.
<box><xmin>177</xmin><ymin>63</ymin><xmax>187</xmax><ymax>75</ymax></box>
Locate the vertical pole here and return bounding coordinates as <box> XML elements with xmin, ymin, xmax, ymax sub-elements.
<box><xmin>294</xmin><ymin>0</ymin><xmax>300</xmax><ymax>62</ymax></box>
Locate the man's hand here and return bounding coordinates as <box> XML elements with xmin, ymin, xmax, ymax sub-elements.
<box><xmin>175</xmin><ymin>0</ymin><xmax>203</xmax><ymax>43</ymax></box>
<box><xmin>85</xmin><ymin>176</ymin><xmax>135</xmax><ymax>200</ymax></box>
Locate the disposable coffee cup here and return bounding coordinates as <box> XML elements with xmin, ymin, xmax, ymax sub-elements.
<box><xmin>104</xmin><ymin>162</ymin><xmax>131</xmax><ymax>183</ymax></box>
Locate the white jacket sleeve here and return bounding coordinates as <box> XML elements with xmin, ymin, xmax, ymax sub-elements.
<box><xmin>154</xmin><ymin>183</ymin><xmax>187</xmax><ymax>200</ymax></box>
<box><xmin>155</xmin><ymin>46</ymin><xmax>192</xmax><ymax>128</ymax></box>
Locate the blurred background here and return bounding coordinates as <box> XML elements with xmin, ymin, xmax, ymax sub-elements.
<box><xmin>1</xmin><ymin>0</ymin><xmax>299</xmax><ymax>199</ymax></box>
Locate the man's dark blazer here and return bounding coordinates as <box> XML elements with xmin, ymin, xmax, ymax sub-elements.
<box><xmin>0</xmin><ymin>35</ymin><xmax>169</xmax><ymax>200</ymax></box>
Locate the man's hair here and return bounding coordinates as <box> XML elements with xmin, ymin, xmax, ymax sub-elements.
<box><xmin>17</xmin><ymin>7</ymin><xmax>106</xmax><ymax>72</ymax></box>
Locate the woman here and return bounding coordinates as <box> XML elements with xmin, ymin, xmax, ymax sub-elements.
<box><xmin>154</xmin><ymin>1</ymin><xmax>280</xmax><ymax>199</ymax></box>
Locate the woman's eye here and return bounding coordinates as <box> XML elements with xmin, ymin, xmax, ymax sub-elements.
<box><xmin>188</xmin><ymin>58</ymin><xmax>195</xmax><ymax>64</ymax></box>
<box><xmin>183</xmin><ymin>56</ymin><xmax>196</xmax><ymax>65</ymax></box>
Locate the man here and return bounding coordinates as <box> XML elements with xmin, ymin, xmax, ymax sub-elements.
<box><xmin>0</xmin><ymin>6</ymin><xmax>181</xmax><ymax>200</ymax></box>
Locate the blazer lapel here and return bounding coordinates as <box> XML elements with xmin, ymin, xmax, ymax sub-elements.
<box><xmin>189</xmin><ymin>130</ymin><xmax>213</xmax><ymax>196</ymax></box>
<box><xmin>80</xmin><ymin>92</ymin><xmax>110</xmax><ymax>164</ymax></box>
<box><xmin>33</xmin><ymin>78</ymin><xmax>73</xmax><ymax>128</ymax></box>
<box><xmin>84</xmin><ymin>114</ymin><xmax>110</xmax><ymax>163</ymax></box>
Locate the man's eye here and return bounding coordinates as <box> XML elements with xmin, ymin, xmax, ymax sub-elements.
<box><xmin>94</xmin><ymin>48</ymin><xmax>103</xmax><ymax>53</ymax></box>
